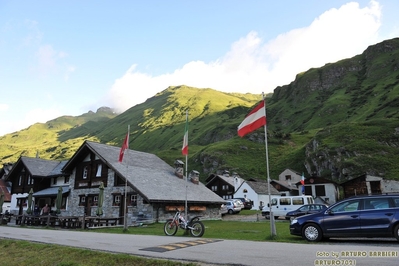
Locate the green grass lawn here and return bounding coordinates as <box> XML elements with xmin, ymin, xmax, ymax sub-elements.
<box><xmin>90</xmin><ymin>218</ymin><xmax>302</xmax><ymax>243</ymax></box>
<box><xmin>0</xmin><ymin>239</ymin><xmax>195</xmax><ymax>266</ymax></box>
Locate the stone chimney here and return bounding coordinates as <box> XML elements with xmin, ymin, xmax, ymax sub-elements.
<box><xmin>189</xmin><ymin>170</ymin><xmax>200</xmax><ymax>184</ymax></box>
<box><xmin>233</xmin><ymin>173</ymin><xmax>243</xmax><ymax>190</ymax></box>
<box><xmin>222</xmin><ymin>170</ymin><xmax>230</xmax><ymax>177</ymax></box>
<box><xmin>174</xmin><ymin>159</ymin><xmax>184</xmax><ymax>179</ymax></box>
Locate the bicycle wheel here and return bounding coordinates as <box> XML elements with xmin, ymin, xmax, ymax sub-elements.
<box><xmin>164</xmin><ymin>220</ymin><xmax>178</xmax><ymax>236</ymax></box>
<box><xmin>189</xmin><ymin>221</ymin><xmax>205</xmax><ymax>237</ymax></box>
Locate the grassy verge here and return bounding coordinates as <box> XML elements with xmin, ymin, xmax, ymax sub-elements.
<box><xmin>0</xmin><ymin>239</ymin><xmax>195</xmax><ymax>266</ymax></box>
<box><xmin>90</xmin><ymin>218</ymin><xmax>301</xmax><ymax>242</ymax></box>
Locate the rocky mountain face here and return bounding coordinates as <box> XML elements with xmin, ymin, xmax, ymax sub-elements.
<box><xmin>265</xmin><ymin>38</ymin><xmax>399</xmax><ymax>181</ymax></box>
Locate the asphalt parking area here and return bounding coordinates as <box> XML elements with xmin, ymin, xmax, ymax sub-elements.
<box><xmin>139</xmin><ymin>239</ymin><xmax>223</xmax><ymax>253</ymax></box>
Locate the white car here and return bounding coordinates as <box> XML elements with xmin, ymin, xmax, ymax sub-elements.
<box><xmin>220</xmin><ymin>204</ymin><xmax>228</xmax><ymax>215</ymax></box>
<box><xmin>225</xmin><ymin>199</ymin><xmax>242</xmax><ymax>214</ymax></box>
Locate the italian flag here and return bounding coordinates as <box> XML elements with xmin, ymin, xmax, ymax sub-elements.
<box><xmin>182</xmin><ymin>113</ymin><xmax>189</xmax><ymax>155</ymax></box>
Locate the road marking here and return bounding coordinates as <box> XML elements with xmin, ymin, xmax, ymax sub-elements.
<box><xmin>140</xmin><ymin>239</ymin><xmax>223</xmax><ymax>253</ymax></box>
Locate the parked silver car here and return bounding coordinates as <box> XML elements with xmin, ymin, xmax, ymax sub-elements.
<box><xmin>225</xmin><ymin>199</ymin><xmax>242</xmax><ymax>214</ymax></box>
<box><xmin>220</xmin><ymin>203</ymin><xmax>228</xmax><ymax>216</ymax></box>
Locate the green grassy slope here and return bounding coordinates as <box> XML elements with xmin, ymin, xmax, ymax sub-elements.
<box><xmin>1</xmin><ymin>39</ymin><xmax>399</xmax><ymax>182</ymax></box>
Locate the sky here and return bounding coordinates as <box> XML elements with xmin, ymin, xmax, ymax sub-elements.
<box><xmin>1</xmin><ymin>1</ymin><xmax>398</xmax><ymax>136</ymax></box>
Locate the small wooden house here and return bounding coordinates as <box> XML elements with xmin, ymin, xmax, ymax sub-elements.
<box><xmin>341</xmin><ymin>174</ymin><xmax>399</xmax><ymax>198</ymax></box>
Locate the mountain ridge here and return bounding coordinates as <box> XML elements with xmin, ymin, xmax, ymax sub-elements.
<box><xmin>1</xmin><ymin>38</ymin><xmax>399</xmax><ymax>182</ymax></box>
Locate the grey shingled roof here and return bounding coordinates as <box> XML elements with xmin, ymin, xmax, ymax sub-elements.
<box><xmin>206</xmin><ymin>174</ymin><xmax>235</xmax><ymax>187</ymax></box>
<box><xmin>79</xmin><ymin>141</ymin><xmax>225</xmax><ymax>204</ymax></box>
<box><xmin>33</xmin><ymin>186</ymin><xmax>69</xmax><ymax>197</ymax></box>
<box><xmin>21</xmin><ymin>157</ymin><xmax>61</xmax><ymax>177</ymax></box>
<box><xmin>245</xmin><ymin>180</ymin><xmax>280</xmax><ymax>195</ymax></box>
<box><xmin>47</xmin><ymin>161</ymin><xmax>68</xmax><ymax>177</ymax></box>
<box><xmin>271</xmin><ymin>180</ymin><xmax>298</xmax><ymax>191</ymax></box>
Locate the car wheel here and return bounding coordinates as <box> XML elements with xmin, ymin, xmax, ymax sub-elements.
<box><xmin>302</xmin><ymin>223</ymin><xmax>323</xmax><ymax>242</ymax></box>
<box><xmin>394</xmin><ymin>224</ymin><xmax>399</xmax><ymax>241</ymax></box>
<box><xmin>228</xmin><ymin>209</ymin><xmax>233</xmax><ymax>214</ymax></box>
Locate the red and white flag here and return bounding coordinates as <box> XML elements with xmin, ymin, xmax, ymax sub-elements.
<box><xmin>182</xmin><ymin>113</ymin><xmax>189</xmax><ymax>155</ymax></box>
<box><xmin>237</xmin><ymin>100</ymin><xmax>266</xmax><ymax>137</ymax></box>
<box><xmin>118</xmin><ymin>133</ymin><xmax>129</xmax><ymax>162</ymax></box>
<box><xmin>301</xmin><ymin>173</ymin><xmax>305</xmax><ymax>194</ymax></box>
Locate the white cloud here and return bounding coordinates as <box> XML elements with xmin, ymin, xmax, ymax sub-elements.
<box><xmin>0</xmin><ymin>104</ymin><xmax>9</xmax><ymax>111</ymax></box>
<box><xmin>24</xmin><ymin>108</ymin><xmax>62</xmax><ymax>124</ymax></box>
<box><xmin>64</xmin><ymin>65</ymin><xmax>76</xmax><ymax>81</ymax></box>
<box><xmin>0</xmin><ymin>107</ymin><xmax>63</xmax><ymax>136</ymax></box>
<box><xmin>33</xmin><ymin>44</ymin><xmax>69</xmax><ymax>77</ymax></box>
<box><xmin>104</xmin><ymin>1</ymin><xmax>383</xmax><ymax>113</ymax></box>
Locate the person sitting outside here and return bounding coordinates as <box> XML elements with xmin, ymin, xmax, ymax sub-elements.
<box><xmin>41</xmin><ymin>204</ymin><xmax>50</xmax><ymax>215</ymax></box>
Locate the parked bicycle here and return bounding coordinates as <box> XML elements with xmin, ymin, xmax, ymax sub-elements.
<box><xmin>164</xmin><ymin>208</ymin><xmax>205</xmax><ymax>237</ymax></box>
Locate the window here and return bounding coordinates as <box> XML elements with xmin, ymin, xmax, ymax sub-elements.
<box><xmin>64</xmin><ymin>176</ymin><xmax>69</xmax><ymax>184</ymax></box>
<box><xmin>130</xmin><ymin>194</ymin><xmax>137</xmax><ymax>206</ymax></box>
<box><xmin>393</xmin><ymin>197</ymin><xmax>399</xmax><ymax>207</ymax></box>
<box><xmin>271</xmin><ymin>198</ymin><xmax>278</xmax><ymax>205</ymax></box>
<box><xmin>114</xmin><ymin>195</ymin><xmax>121</xmax><ymax>205</ymax></box>
<box><xmin>83</xmin><ymin>166</ymin><xmax>88</xmax><ymax>179</ymax></box>
<box><xmin>79</xmin><ymin>196</ymin><xmax>86</xmax><ymax>206</ymax></box>
<box><xmin>285</xmin><ymin>175</ymin><xmax>291</xmax><ymax>181</ymax></box>
<box><xmin>299</xmin><ymin>205</ymin><xmax>310</xmax><ymax>211</ymax></box>
<box><xmin>114</xmin><ymin>174</ymin><xmax>125</xmax><ymax>186</ymax></box>
<box><xmin>96</xmin><ymin>164</ymin><xmax>102</xmax><ymax>177</ymax></box>
<box><xmin>53</xmin><ymin>177</ymin><xmax>57</xmax><ymax>185</ymax></box>
<box><xmin>222</xmin><ymin>185</ymin><xmax>229</xmax><ymax>190</ymax></box>
<box><xmin>93</xmin><ymin>196</ymin><xmax>98</xmax><ymax>206</ymax></box>
<box><xmin>292</xmin><ymin>198</ymin><xmax>305</xmax><ymax>205</ymax></box>
<box><xmin>280</xmin><ymin>198</ymin><xmax>291</xmax><ymax>205</ymax></box>
<box><xmin>304</xmin><ymin>186</ymin><xmax>312</xmax><ymax>195</ymax></box>
<box><xmin>211</xmin><ymin>185</ymin><xmax>217</xmax><ymax>191</ymax></box>
<box><xmin>61</xmin><ymin>197</ymin><xmax>67</xmax><ymax>209</ymax></box>
<box><xmin>368</xmin><ymin>198</ymin><xmax>390</xmax><ymax>209</ymax></box>
<box><xmin>331</xmin><ymin>200</ymin><xmax>359</xmax><ymax>213</ymax></box>
<box><xmin>18</xmin><ymin>175</ymin><xmax>22</xmax><ymax>186</ymax></box>
<box><xmin>315</xmin><ymin>185</ymin><xmax>326</xmax><ymax>196</ymax></box>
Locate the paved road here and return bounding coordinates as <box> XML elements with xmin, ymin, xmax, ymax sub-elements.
<box><xmin>1</xmin><ymin>226</ymin><xmax>398</xmax><ymax>266</ymax></box>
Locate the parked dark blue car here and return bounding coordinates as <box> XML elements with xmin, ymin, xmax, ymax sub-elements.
<box><xmin>290</xmin><ymin>194</ymin><xmax>399</xmax><ymax>242</ymax></box>
<box><xmin>285</xmin><ymin>204</ymin><xmax>328</xmax><ymax>219</ymax></box>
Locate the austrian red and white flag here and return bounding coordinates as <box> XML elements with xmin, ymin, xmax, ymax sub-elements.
<box><xmin>118</xmin><ymin>133</ymin><xmax>129</xmax><ymax>162</ymax></box>
<box><xmin>237</xmin><ymin>100</ymin><xmax>266</xmax><ymax>137</ymax></box>
<box><xmin>182</xmin><ymin>113</ymin><xmax>189</xmax><ymax>155</ymax></box>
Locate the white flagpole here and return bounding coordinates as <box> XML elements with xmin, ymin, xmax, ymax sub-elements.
<box><xmin>184</xmin><ymin>110</ymin><xmax>188</xmax><ymax>221</ymax></box>
<box><xmin>124</xmin><ymin>125</ymin><xmax>130</xmax><ymax>231</ymax></box>
<box><xmin>262</xmin><ymin>93</ymin><xmax>276</xmax><ymax>237</ymax></box>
